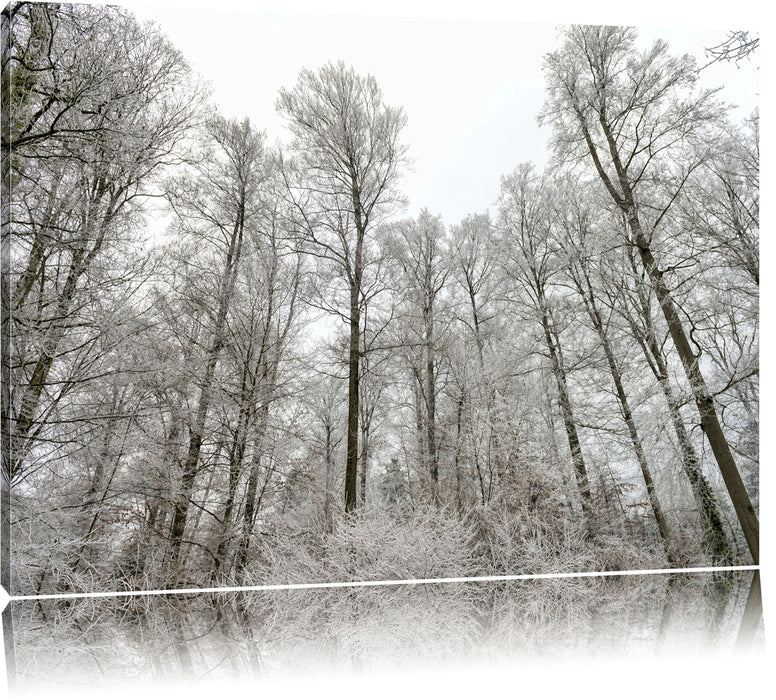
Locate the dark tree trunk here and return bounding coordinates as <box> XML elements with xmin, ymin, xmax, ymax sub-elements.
<box><xmin>735</xmin><ymin>570</ymin><xmax>762</xmax><ymax>652</ymax></box>
<box><xmin>345</xmin><ymin>284</ymin><xmax>360</xmax><ymax>512</ymax></box>
<box><xmin>323</xmin><ymin>421</ymin><xmax>334</xmax><ymax>533</ymax></box>
<box><xmin>453</xmin><ymin>392</ymin><xmax>465</xmax><ymax>513</ymax></box>
<box><xmin>359</xmin><ymin>419</ymin><xmax>368</xmax><ymax>507</ymax></box>
<box><xmin>344</xmin><ymin>201</ymin><xmax>365</xmax><ymax>513</ymax></box>
<box><xmin>235</xmin><ymin>401</ymin><xmax>272</xmax><ymax>575</ymax></box>
<box><xmin>213</xmin><ymin>359</ymin><xmax>254</xmax><ymax>580</ymax></box>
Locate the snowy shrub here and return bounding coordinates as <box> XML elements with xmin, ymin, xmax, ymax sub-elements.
<box><xmin>245</xmin><ymin>505</ymin><xmax>478</xmax><ymax>584</ymax></box>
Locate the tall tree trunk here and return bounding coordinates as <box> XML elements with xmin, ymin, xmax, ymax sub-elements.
<box><xmin>323</xmin><ymin>421</ymin><xmax>334</xmax><ymax>534</ymax></box>
<box><xmin>345</xmin><ymin>280</ymin><xmax>360</xmax><ymax>512</ymax></box>
<box><xmin>464</xmin><ymin>272</ymin><xmax>504</xmax><ymax>491</ymax></box>
<box><xmin>344</xmin><ymin>214</ymin><xmax>365</xmax><ymax>513</ymax></box>
<box><xmin>576</xmin><ymin>267</ymin><xmax>676</xmax><ymax>563</ymax></box>
<box><xmin>453</xmin><ymin>391</ymin><xmax>465</xmax><ymax>513</ymax></box>
<box><xmin>413</xmin><ymin>373</ymin><xmax>425</xmax><ymax>468</ymax></box>
<box><xmin>734</xmin><ymin>570</ymin><xmax>762</xmax><ymax>652</ymax></box>
<box><xmin>235</xmin><ymin>401</ymin><xmax>272</xmax><ymax>574</ymax></box>
<box><xmin>213</xmin><ymin>449</ymin><xmax>242</xmax><ymax>581</ymax></box>
<box><xmin>359</xmin><ymin>417</ymin><xmax>368</xmax><ymax>507</ymax></box>
<box><xmin>424</xmin><ymin>296</ymin><xmax>438</xmax><ymax>495</ymax></box>
<box><xmin>622</xmin><ymin>265</ymin><xmax>733</xmax><ymax>565</ymax></box>
<box><xmin>213</xmin><ymin>359</ymin><xmax>255</xmax><ymax>580</ymax></box>
<box><xmin>538</xmin><ymin>297</ymin><xmax>593</xmax><ymax>520</ymax></box>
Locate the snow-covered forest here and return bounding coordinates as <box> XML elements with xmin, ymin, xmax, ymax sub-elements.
<box><xmin>2</xmin><ymin>3</ymin><xmax>759</xmax><ymax>599</ymax></box>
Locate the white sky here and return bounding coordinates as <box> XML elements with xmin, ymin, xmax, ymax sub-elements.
<box><xmin>120</xmin><ymin>0</ymin><xmax>762</xmax><ymax>227</ymax></box>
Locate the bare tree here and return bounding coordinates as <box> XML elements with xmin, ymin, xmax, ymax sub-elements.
<box><xmin>609</xmin><ymin>246</ymin><xmax>734</xmax><ymax>564</ymax></box>
<box><xmin>389</xmin><ymin>211</ymin><xmax>449</xmax><ymax>498</ymax></box>
<box><xmin>277</xmin><ymin>61</ymin><xmax>407</xmax><ymax>512</ymax></box>
<box><xmin>541</xmin><ymin>25</ymin><xmax>758</xmax><ymax>563</ymax></box>
<box><xmin>6</xmin><ymin>3</ymin><xmax>203</xmax><ymax>482</ymax></box>
<box><xmin>553</xmin><ymin>184</ymin><xmax>676</xmax><ymax>563</ymax></box>
<box><xmin>497</xmin><ymin>164</ymin><xmax>594</xmax><ymax>522</ymax></box>
<box><xmin>163</xmin><ymin>116</ymin><xmax>268</xmax><ymax>569</ymax></box>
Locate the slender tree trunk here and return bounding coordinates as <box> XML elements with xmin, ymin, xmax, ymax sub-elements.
<box><xmin>538</xmin><ymin>297</ymin><xmax>593</xmax><ymax>520</ymax></box>
<box><xmin>413</xmin><ymin>374</ymin><xmax>425</xmax><ymax>468</ymax></box>
<box><xmin>344</xmin><ymin>219</ymin><xmax>365</xmax><ymax>513</ymax></box>
<box><xmin>214</xmin><ymin>360</ymin><xmax>255</xmax><ymax>580</ymax></box>
<box><xmin>734</xmin><ymin>570</ymin><xmax>762</xmax><ymax>652</ymax></box>
<box><xmin>344</xmin><ymin>185</ymin><xmax>368</xmax><ymax>513</ymax></box>
<box><xmin>345</xmin><ymin>280</ymin><xmax>360</xmax><ymax>512</ymax></box>
<box><xmin>465</xmin><ymin>277</ymin><xmax>504</xmax><ymax>491</ymax></box>
<box><xmin>236</xmin><ymin>400</ymin><xmax>272</xmax><ymax>574</ymax></box>
<box><xmin>237</xmin><ymin>449</ymin><xmax>262</xmax><ymax>574</ymax></box>
<box><xmin>323</xmin><ymin>422</ymin><xmax>334</xmax><ymax>534</ymax></box>
<box><xmin>359</xmin><ymin>418</ymin><xmax>368</xmax><ymax>507</ymax></box>
<box><xmin>213</xmin><ymin>451</ymin><xmax>242</xmax><ymax>580</ymax></box>
<box><xmin>138</xmin><ymin>501</ymin><xmax>162</xmax><ymax>577</ymax></box>
<box><xmin>576</xmin><ymin>268</ymin><xmax>675</xmax><ymax>563</ymax></box>
<box><xmin>424</xmin><ymin>297</ymin><xmax>438</xmax><ymax>495</ymax></box>
<box><xmin>453</xmin><ymin>391</ymin><xmax>465</xmax><ymax>513</ymax></box>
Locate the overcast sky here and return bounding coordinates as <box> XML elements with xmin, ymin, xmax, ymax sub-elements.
<box><xmin>119</xmin><ymin>0</ymin><xmax>762</xmax><ymax>227</ymax></box>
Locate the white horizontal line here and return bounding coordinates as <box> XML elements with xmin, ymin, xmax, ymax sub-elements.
<box><xmin>2</xmin><ymin>564</ymin><xmax>758</xmax><ymax>607</ymax></box>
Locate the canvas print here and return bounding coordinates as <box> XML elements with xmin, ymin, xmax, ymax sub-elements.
<box><xmin>0</xmin><ymin>3</ymin><xmax>761</xmax><ymax>680</ymax></box>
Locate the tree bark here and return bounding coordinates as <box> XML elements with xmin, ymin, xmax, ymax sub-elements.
<box><xmin>359</xmin><ymin>416</ymin><xmax>368</xmax><ymax>507</ymax></box>
<box><xmin>235</xmin><ymin>399</ymin><xmax>273</xmax><ymax>575</ymax></box>
<box><xmin>453</xmin><ymin>391</ymin><xmax>465</xmax><ymax>513</ymax></box>
<box><xmin>345</xmin><ymin>280</ymin><xmax>360</xmax><ymax>513</ymax></box>
<box><xmin>734</xmin><ymin>570</ymin><xmax>762</xmax><ymax>652</ymax></box>
<box><xmin>213</xmin><ymin>356</ymin><xmax>255</xmax><ymax>580</ymax></box>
